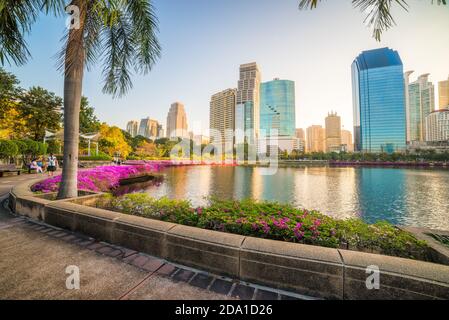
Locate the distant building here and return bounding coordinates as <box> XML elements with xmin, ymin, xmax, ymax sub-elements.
<box><xmin>138</xmin><ymin>118</ymin><xmax>161</xmax><ymax>139</ymax></box>
<box><xmin>306</xmin><ymin>125</ymin><xmax>325</xmax><ymax>153</ymax></box>
<box><xmin>325</xmin><ymin>111</ymin><xmax>342</xmax><ymax>153</ymax></box>
<box><xmin>235</xmin><ymin>62</ymin><xmax>261</xmax><ymax>145</ymax></box>
<box><xmin>260</xmin><ymin>78</ymin><xmax>296</xmax><ymax>137</ymax></box>
<box><xmin>126</xmin><ymin>120</ymin><xmax>139</xmax><ymax>137</ymax></box>
<box><xmin>166</xmin><ymin>102</ymin><xmax>188</xmax><ymax>139</ymax></box>
<box><xmin>439</xmin><ymin>76</ymin><xmax>449</xmax><ymax>109</ymax></box>
<box><xmin>405</xmin><ymin>72</ymin><xmax>435</xmax><ymax>143</ymax></box>
<box><xmin>258</xmin><ymin>136</ymin><xmax>304</xmax><ymax>155</ymax></box>
<box><xmin>341</xmin><ymin>129</ymin><xmax>354</xmax><ymax>152</ymax></box>
<box><xmin>295</xmin><ymin>128</ymin><xmax>305</xmax><ymax>141</ymax></box>
<box><xmin>426</xmin><ymin>108</ymin><xmax>449</xmax><ymax>142</ymax></box>
<box><xmin>209</xmin><ymin>88</ymin><xmax>236</xmax><ymax>152</ymax></box>
<box><xmin>352</xmin><ymin>47</ymin><xmax>406</xmax><ymax>153</ymax></box>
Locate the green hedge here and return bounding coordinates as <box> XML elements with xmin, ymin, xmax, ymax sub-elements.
<box><xmin>95</xmin><ymin>194</ymin><xmax>430</xmax><ymax>261</ymax></box>
<box><xmin>0</xmin><ymin>140</ymin><xmax>19</xmax><ymax>158</ymax></box>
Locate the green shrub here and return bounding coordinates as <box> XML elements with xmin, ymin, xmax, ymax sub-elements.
<box><xmin>96</xmin><ymin>194</ymin><xmax>430</xmax><ymax>261</ymax></box>
<box><xmin>12</xmin><ymin>140</ymin><xmax>27</xmax><ymax>154</ymax></box>
<box><xmin>0</xmin><ymin>140</ymin><xmax>19</xmax><ymax>159</ymax></box>
<box><xmin>78</xmin><ymin>152</ymin><xmax>112</xmax><ymax>161</ymax></box>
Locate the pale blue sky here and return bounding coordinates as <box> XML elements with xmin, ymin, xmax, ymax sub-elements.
<box><xmin>5</xmin><ymin>0</ymin><xmax>449</xmax><ymax>135</ymax></box>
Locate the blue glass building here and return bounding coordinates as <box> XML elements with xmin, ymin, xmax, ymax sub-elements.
<box><xmin>352</xmin><ymin>48</ymin><xmax>406</xmax><ymax>153</ymax></box>
<box><xmin>260</xmin><ymin>79</ymin><xmax>296</xmax><ymax>137</ymax></box>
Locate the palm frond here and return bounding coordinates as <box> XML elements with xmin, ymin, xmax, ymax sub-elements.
<box><xmin>0</xmin><ymin>0</ymin><xmax>39</xmax><ymax>65</ymax></box>
<box><xmin>97</xmin><ymin>0</ymin><xmax>161</xmax><ymax>98</ymax></box>
<box><xmin>299</xmin><ymin>0</ymin><xmax>447</xmax><ymax>41</ymax></box>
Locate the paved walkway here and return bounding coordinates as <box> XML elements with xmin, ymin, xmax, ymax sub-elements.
<box><xmin>0</xmin><ymin>173</ymin><xmax>307</xmax><ymax>300</ymax></box>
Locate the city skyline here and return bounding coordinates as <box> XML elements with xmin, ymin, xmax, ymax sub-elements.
<box><xmin>4</xmin><ymin>0</ymin><xmax>448</xmax><ymax>135</ymax></box>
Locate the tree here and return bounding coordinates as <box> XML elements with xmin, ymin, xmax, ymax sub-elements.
<box><xmin>0</xmin><ymin>1</ymin><xmax>161</xmax><ymax>199</ymax></box>
<box><xmin>0</xmin><ymin>140</ymin><xmax>18</xmax><ymax>161</ymax></box>
<box><xmin>79</xmin><ymin>96</ymin><xmax>100</xmax><ymax>134</ymax></box>
<box><xmin>134</xmin><ymin>141</ymin><xmax>158</xmax><ymax>158</ymax></box>
<box><xmin>20</xmin><ymin>86</ymin><xmax>62</xmax><ymax>141</ymax></box>
<box><xmin>0</xmin><ymin>68</ymin><xmax>26</xmax><ymax>139</ymax></box>
<box><xmin>298</xmin><ymin>0</ymin><xmax>447</xmax><ymax>41</ymax></box>
<box><xmin>99</xmin><ymin>123</ymin><xmax>132</xmax><ymax>158</ymax></box>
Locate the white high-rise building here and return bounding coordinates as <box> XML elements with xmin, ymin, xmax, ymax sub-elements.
<box><xmin>426</xmin><ymin>108</ymin><xmax>449</xmax><ymax>142</ymax></box>
<box><xmin>209</xmin><ymin>88</ymin><xmax>236</xmax><ymax>153</ymax></box>
<box><xmin>405</xmin><ymin>72</ymin><xmax>435</xmax><ymax>143</ymax></box>
<box><xmin>235</xmin><ymin>62</ymin><xmax>261</xmax><ymax>145</ymax></box>
<box><xmin>126</xmin><ymin>120</ymin><xmax>139</xmax><ymax>137</ymax></box>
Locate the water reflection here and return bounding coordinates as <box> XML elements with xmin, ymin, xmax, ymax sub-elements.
<box><xmin>142</xmin><ymin>166</ymin><xmax>449</xmax><ymax>230</ymax></box>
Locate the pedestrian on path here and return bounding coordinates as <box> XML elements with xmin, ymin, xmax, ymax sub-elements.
<box><xmin>47</xmin><ymin>154</ymin><xmax>58</xmax><ymax>177</ymax></box>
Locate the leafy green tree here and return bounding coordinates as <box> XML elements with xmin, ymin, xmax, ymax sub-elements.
<box><xmin>0</xmin><ymin>68</ymin><xmax>26</xmax><ymax>139</ymax></box>
<box><xmin>20</xmin><ymin>86</ymin><xmax>62</xmax><ymax>141</ymax></box>
<box><xmin>299</xmin><ymin>0</ymin><xmax>447</xmax><ymax>41</ymax></box>
<box><xmin>0</xmin><ymin>140</ymin><xmax>18</xmax><ymax>160</ymax></box>
<box><xmin>79</xmin><ymin>96</ymin><xmax>100</xmax><ymax>134</ymax></box>
<box><xmin>0</xmin><ymin>0</ymin><xmax>161</xmax><ymax>199</ymax></box>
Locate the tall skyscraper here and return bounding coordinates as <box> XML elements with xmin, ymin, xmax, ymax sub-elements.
<box><xmin>166</xmin><ymin>102</ymin><xmax>188</xmax><ymax>139</ymax></box>
<box><xmin>426</xmin><ymin>108</ymin><xmax>449</xmax><ymax>142</ymax></box>
<box><xmin>352</xmin><ymin>47</ymin><xmax>406</xmax><ymax>153</ymax></box>
<box><xmin>209</xmin><ymin>88</ymin><xmax>236</xmax><ymax>152</ymax></box>
<box><xmin>341</xmin><ymin>129</ymin><xmax>354</xmax><ymax>152</ymax></box>
<box><xmin>325</xmin><ymin>111</ymin><xmax>342</xmax><ymax>152</ymax></box>
<box><xmin>126</xmin><ymin>120</ymin><xmax>139</xmax><ymax>137</ymax></box>
<box><xmin>405</xmin><ymin>72</ymin><xmax>435</xmax><ymax>143</ymax></box>
<box><xmin>138</xmin><ymin>118</ymin><xmax>161</xmax><ymax>139</ymax></box>
<box><xmin>260</xmin><ymin>78</ymin><xmax>296</xmax><ymax>137</ymax></box>
<box><xmin>306</xmin><ymin>125</ymin><xmax>325</xmax><ymax>153</ymax></box>
<box><xmin>235</xmin><ymin>62</ymin><xmax>261</xmax><ymax>145</ymax></box>
<box><xmin>439</xmin><ymin>76</ymin><xmax>449</xmax><ymax>109</ymax></box>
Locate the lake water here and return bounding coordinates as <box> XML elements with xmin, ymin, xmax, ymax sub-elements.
<box><xmin>139</xmin><ymin>165</ymin><xmax>449</xmax><ymax>230</ymax></box>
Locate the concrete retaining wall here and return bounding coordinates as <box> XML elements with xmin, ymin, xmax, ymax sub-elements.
<box><xmin>10</xmin><ymin>183</ymin><xmax>449</xmax><ymax>300</ymax></box>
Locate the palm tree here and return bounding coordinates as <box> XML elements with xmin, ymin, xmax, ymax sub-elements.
<box><xmin>0</xmin><ymin>0</ymin><xmax>160</xmax><ymax>198</ymax></box>
<box><xmin>299</xmin><ymin>0</ymin><xmax>447</xmax><ymax>41</ymax></box>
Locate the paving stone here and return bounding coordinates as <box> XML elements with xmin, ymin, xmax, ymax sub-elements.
<box><xmin>280</xmin><ymin>294</ymin><xmax>301</xmax><ymax>300</ymax></box>
<box><xmin>46</xmin><ymin>230</ymin><xmax>61</xmax><ymax>236</ymax></box>
<box><xmin>189</xmin><ymin>273</ymin><xmax>214</xmax><ymax>290</ymax></box>
<box><xmin>231</xmin><ymin>284</ymin><xmax>255</xmax><ymax>300</ymax></box>
<box><xmin>61</xmin><ymin>234</ymin><xmax>77</xmax><ymax>242</ymax></box>
<box><xmin>209</xmin><ymin>279</ymin><xmax>233</xmax><ymax>295</ymax></box>
<box><xmin>96</xmin><ymin>246</ymin><xmax>115</xmax><ymax>255</ymax></box>
<box><xmin>156</xmin><ymin>264</ymin><xmax>177</xmax><ymax>277</ymax></box>
<box><xmin>254</xmin><ymin>289</ymin><xmax>279</xmax><ymax>300</ymax></box>
<box><xmin>141</xmin><ymin>258</ymin><xmax>164</xmax><ymax>272</ymax></box>
<box><xmin>172</xmin><ymin>269</ymin><xmax>195</xmax><ymax>283</ymax></box>
<box><xmin>122</xmin><ymin>253</ymin><xmax>139</xmax><ymax>264</ymax></box>
<box><xmin>118</xmin><ymin>247</ymin><xmax>137</xmax><ymax>258</ymax></box>
<box><xmin>130</xmin><ymin>254</ymin><xmax>150</xmax><ymax>268</ymax></box>
<box><xmin>105</xmin><ymin>249</ymin><xmax>123</xmax><ymax>258</ymax></box>
<box><xmin>42</xmin><ymin>228</ymin><xmax>56</xmax><ymax>234</ymax></box>
<box><xmin>75</xmin><ymin>239</ymin><xmax>95</xmax><ymax>247</ymax></box>
<box><xmin>86</xmin><ymin>242</ymin><xmax>106</xmax><ymax>251</ymax></box>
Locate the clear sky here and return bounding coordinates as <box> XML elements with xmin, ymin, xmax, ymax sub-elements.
<box><xmin>5</xmin><ymin>0</ymin><xmax>449</xmax><ymax>135</ymax></box>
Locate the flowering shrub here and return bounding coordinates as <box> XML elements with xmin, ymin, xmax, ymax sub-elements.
<box><xmin>31</xmin><ymin>163</ymin><xmax>165</xmax><ymax>193</ymax></box>
<box><xmin>96</xmin><ymin>194</ymin><xmax>430</xmax><ymax>261</ymax></box>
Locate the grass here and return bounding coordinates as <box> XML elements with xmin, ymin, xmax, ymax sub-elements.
<box><xmin>91</xmin><ymin>193</ymin><xmax>431</xmax><ymax>261</ymax></box>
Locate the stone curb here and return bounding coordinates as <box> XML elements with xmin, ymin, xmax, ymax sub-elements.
<box><xmin>9</xmin><ymin>182</ymin><xmax>449</xmax><ymax>300</ymax></box>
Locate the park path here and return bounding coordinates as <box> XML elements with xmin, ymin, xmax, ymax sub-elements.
<box><xmin>0</xmin><ymin>172</ymin><xmax>304</xmax><ymax>300</ymax></box>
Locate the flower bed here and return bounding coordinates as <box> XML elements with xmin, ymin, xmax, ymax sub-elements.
<box><xmin>31</xmin><ymin>163</ymin><xmax>166</xmax><ymax>193</ymax></box>
<box><xmin>93</xmin><ymin>193</ymin><xmax>430</xmax><ymax>261</ymax></box>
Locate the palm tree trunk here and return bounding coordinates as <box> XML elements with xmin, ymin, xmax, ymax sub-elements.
<box><xmin>57</xmin><ymin>1</ymin><xmax>86</xmax><ymax>199</ymax></box>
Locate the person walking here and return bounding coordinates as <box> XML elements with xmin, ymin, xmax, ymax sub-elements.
<box><xmin>47</xmin><ymin>153</ymin><xmax>58</xmax><ymax>177</ymax></box>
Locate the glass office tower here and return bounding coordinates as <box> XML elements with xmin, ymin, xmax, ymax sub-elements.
<box><xmin>260</xmin><ymin>79</ymin><xmax>296</xmax><ymax>137</ymax></box>
<box><xmin>352</xmin><ymin>47</ymin><xmax>406</xmax><ymax>153</ymax></box>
